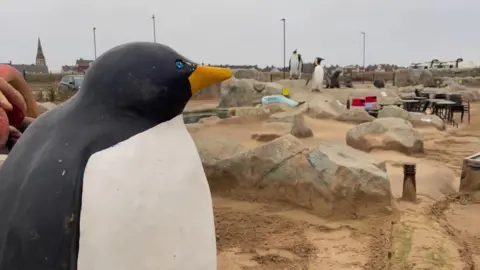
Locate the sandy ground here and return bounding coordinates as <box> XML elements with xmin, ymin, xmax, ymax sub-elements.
<box><xmin>29</xmin><ymin>81</ymin><xmax>480</xmax><ymax>268</ymax></box>
<box><xmin>186</xmin><ymin>99</ymin><xmax>480</xmax><ymax>269</ymax></box>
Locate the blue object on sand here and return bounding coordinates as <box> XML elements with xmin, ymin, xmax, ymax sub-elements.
<box><xmin>261</xmin><ymin>95</ymin><xmax>298</xmax><ymax>107</ymax></box>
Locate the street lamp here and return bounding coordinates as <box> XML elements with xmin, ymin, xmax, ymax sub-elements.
<box><xmin>281</xmin><ymin>18</ymin><xmax>286</xmax><ymax>79</ymax></box>
<box><xmin>361</xmin><ymin>31</ymin><xmax>366</xmax><ymax>83</ymax></box>
<box><xmin>152</xmin><ymin>15</ymin><xmax>157</xmax><ymax>43</ymax></box>
<box><xmin>93</xmin><ymin>27</ymin><xmax>97</xmax><ymax>60</ymax></box>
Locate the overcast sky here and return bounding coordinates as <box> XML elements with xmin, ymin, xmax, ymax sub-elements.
<box><xmin>0</xmin><ymin>0</ymin><xmax>477</xmax><ymax>72</ymax></box>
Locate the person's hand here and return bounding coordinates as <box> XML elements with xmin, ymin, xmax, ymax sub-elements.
<box><xmin>0</xmin><ymin>77</ymin><xmax>26</xmax><ymax>113</ymax></box>
<box><xmin>0</xmin><ymin>64</ymin><xmax>40</xmax><ymax>150</ymax></box>
<box><xmin>0</xmin><ymin>65</ymin><xmax>39</xmax><ymax>118</ymax></box>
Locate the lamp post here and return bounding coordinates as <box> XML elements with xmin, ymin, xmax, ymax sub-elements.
<box><xmin>361</xmin><ymin>31</ymin><xmax>366</xmax><ymax>83</ymax></box>
<box><xmin>93</xmin><ymin>27</ymin><xmax>97</xmax><ymax>60</ymax></box>
<box><xmin>152</xmin><ymin>15</ymin><xmax>157</xmax><ymax>43</ymax></box>
<box><xmin>281</xmin><ymin>18</ymin><xmax>286</xmax><ymax>79</ymax></box>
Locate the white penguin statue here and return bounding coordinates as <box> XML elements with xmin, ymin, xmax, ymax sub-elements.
<box><xmin>288</xmin><ymin>50</ymin><xmax>303</xmax><ymax>79</ymax></box>
<box><xmin>311</xmin><ymin>57</ymin><xmax>325</xmax><ymax>92</ymax></box>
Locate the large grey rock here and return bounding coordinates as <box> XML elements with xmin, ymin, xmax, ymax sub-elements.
<box><xmin>304</xmin><ymin>143</ymin><xmax>392</xmax><ymax>218</ymax></box>
<box><xmin>268</xmin><ymin>111</ymin><xmax>301</xmax><ymax>123</ymax></box>
<box><xmin>261</xmin><ymin>103</ymin><xmax>291</xmax><ymax>114</ymax></box>
<box><xmin>378</xmin><ymin>105</ymin><xmax>445</xmax><ymax>131</ymax></box>
<box><xmin>394</xmin><ymin>69</ymin><xmax>435</xmax><ymax>87</ymax></box>
<box><xmin>232</xmin><ymin>68</ymin><xmax>267</xmax><ymax>81</ymax></box>
<box><xmin>195</xmin><ymin>83</ymin><xmax>221</xmax><ymax>99</ymax></box>
<box><xmin>346</xmin><ymin>117</ymin><xmax>424</xmax><ymax>155</ymax></box>
<box><xmin>290</xmin><ymin>114</ymin><xmax>313</xmax><ymax>138</ymax></box>
<box><xmin>306</xmin><ymin>100</ymin><xmax>347</xmax><ymax>119</ymax></box>
<box><xmin>335</xmin><ymin>107</ymin><xmax>375</xmax><ymax>124</ymax></box>
<box><xmin>377</xmin><ymin>105</ymin><xmax>410</xmax><ymax>119</ymax></box>
<box><xmin>218</xmin><ymin>77</ymin><xmax>283</xmax><ymax>108</ymax></box>
<box><xmin>194</xmin><ymin>137</ymin><xmax>246</xmax><ymax>165</ymax></box>
<box><xmin>205</xmin><ymin>136</ymin><xmax>393</xmax><ymax>219</ymax></box>
<box><xmin>206</xmin><ymin>135</ymin><xmax>307</xmax><ymax>188</ymax></box>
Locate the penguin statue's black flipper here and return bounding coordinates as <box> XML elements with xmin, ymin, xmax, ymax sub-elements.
<box><xmin>0</xmin><ymin>42</ymin><xmax>231</xmax><ymax>270</ymax></box>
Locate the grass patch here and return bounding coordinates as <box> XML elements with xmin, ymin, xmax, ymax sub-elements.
<box><xmin>391</xmin><ymin>222</ymin><xmax>414</xmax><ymax>269</ymax></box>
<box><xmin>426</xmin><ymin>244</ymin><xmax>453</xmax><ymax>269</ymax></box>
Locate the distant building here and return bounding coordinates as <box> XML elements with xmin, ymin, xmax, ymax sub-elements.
<box><xmin>2</xmin><ymin>38</ymin><xmax>49</xmax><ymax>74</ymax></box>
<box><xmin>35</xmin><ymin>38</ymin><xmax>47</xmax><ymax>67</ymax></box>
<box><xmin>343</xmin><ymin>65</ymin><xmax>360</xmax><ymax>73</ymax></box>
<box><xmin>75</xmin><ymin>58</ymin><xmax>93</xmax><ymax>73</ymax></box>
<box><xmin>61</xmin><ymin>65</ymin><xmax>76</xmax><ymax>73</ymax></box>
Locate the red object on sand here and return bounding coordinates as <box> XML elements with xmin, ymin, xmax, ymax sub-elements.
<box><xmin>364</xmin><ymin>95</ymin><xmax>377</xmax><ymax>109</ymax></box>
<box><xmin>365</xmin><ymin>95</ymin><xmax>377</xmax><ymax>103</ymax></box>
<box><xmin>351</xmin><ymin>98</ymin><xmax>365</xmax><ymax>107</ymax></box>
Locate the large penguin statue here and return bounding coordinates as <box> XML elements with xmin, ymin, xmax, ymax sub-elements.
<box><xmin>311</xmin><ymin>57</ymin><xmax>325</xmax><ymax>91</ymax></box>
<box><xmin>0</xmin><ymin>42</ymin><xmax>232</xmax><ymax>270</ymax></box>
<box><xmin>288</xmin><ymin>49</ymin><xmax>303</xmax><ymax>79</ymax></box>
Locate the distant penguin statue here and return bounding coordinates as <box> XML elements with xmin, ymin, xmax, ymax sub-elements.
<box><xmin>297</xmin><ymin>54</ymin><xmax>304</xmax><ymax>79</ymax></box>
<box><xmin>311</xmin><ymin>57</ymin><xmax>325</xmax><ymax>91</ymax></box>
<box><xmin>288</xmin><ymin>49</ymin><xmax>303</xmax><ymax>79</ymax></box>
<box><xmin>0</xmin><ymin>42</ymin><xmax>232</xmax><ymax>270</ymax></box>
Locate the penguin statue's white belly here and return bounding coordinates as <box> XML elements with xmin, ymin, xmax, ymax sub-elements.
<box><xmin>77</xmin><ymin>114</ymin><xmax>216</xmax><ymax>270</ymax></box>
<box><xmin>289</xmin><ymin>56</ymin><xmax>300</xmax><ymax>79</ymax></box>
<box><xmin>311</xmin><ymin>64</ymin><xmax>325</xmax><ymax>90</ymax></box>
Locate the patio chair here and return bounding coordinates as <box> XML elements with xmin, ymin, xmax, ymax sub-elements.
<box><xmin>414</xmin><ymin>89</ymin><xmax>421</xmax><ymax>97</ymax></box>
<box><xmin>449</xmin><ymin>94</ymin><xmax>470</xmax><ymax>124</ymax></box>
<box><xmin>413</xmin><ymin>89</ymin><xmax>429</xmax><ymax>112</ymax></box>
<box><xmin>432</xmin><ymin>93</ymin><xmax>448</xmax><ymax>116</ymax></box>
<box><xmin>414</xmin><ymin>88</ymin><xmax>429</xmax><ymax>98</ymax></box>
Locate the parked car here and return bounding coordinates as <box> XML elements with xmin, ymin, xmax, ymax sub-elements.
<box><xmin>58</xmin><ymin>75</ymin><xmax>84</xmax><ymax>92</ymax></box>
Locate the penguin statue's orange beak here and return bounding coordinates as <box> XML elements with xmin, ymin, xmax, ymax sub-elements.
<box><xmin>187</xmin><ymin>65</ymin><xmax>232</xmax><ymax>95</ymax></box>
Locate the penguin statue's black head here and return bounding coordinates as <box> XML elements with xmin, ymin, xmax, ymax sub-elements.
<box><xmin>76</xmin><ymin>42</ymin><xmax>232</xmax><ymax>123</ymax></box>
<box><xmin>314</xmin><ymin>57</ymin><xmax>324</xmax><ymax>66</ymax></box>
<box><xmin>293</xmin><ymin>49</ymin><xmax>297</xmax><ymax>54</ymax></box>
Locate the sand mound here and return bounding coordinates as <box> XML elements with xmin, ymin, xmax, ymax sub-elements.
<box><xmin>215</xmin><ymin>205</ymin><xmax>315</xmax><ymax>270</ymax></box>
<box><xmin>186</xmin><ymin>99</ymin><xmax>480</xmax><ymax>269</ymax></box>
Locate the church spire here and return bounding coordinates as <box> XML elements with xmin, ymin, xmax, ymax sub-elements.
<box><xmin>36</xmin><ymin>37</ymin><xmax>46</xmax><ymax>66</ymax></box>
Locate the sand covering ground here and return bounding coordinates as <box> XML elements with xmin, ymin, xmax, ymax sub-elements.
<box><xmin>185</xmin><ymin>99</ymin><xmax>480</xmax><ymax>269</ymax></box>
<box><xmin>23</xmin><ymin>82</ymin><xmax>480</xmax><ymax>269</ymax></box>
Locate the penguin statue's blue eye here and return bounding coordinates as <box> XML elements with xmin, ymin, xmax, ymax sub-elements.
<box><xmin>175</xmin><ymin>61</ymin><xmax>185</xmax><ymax>70</ymax></box>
